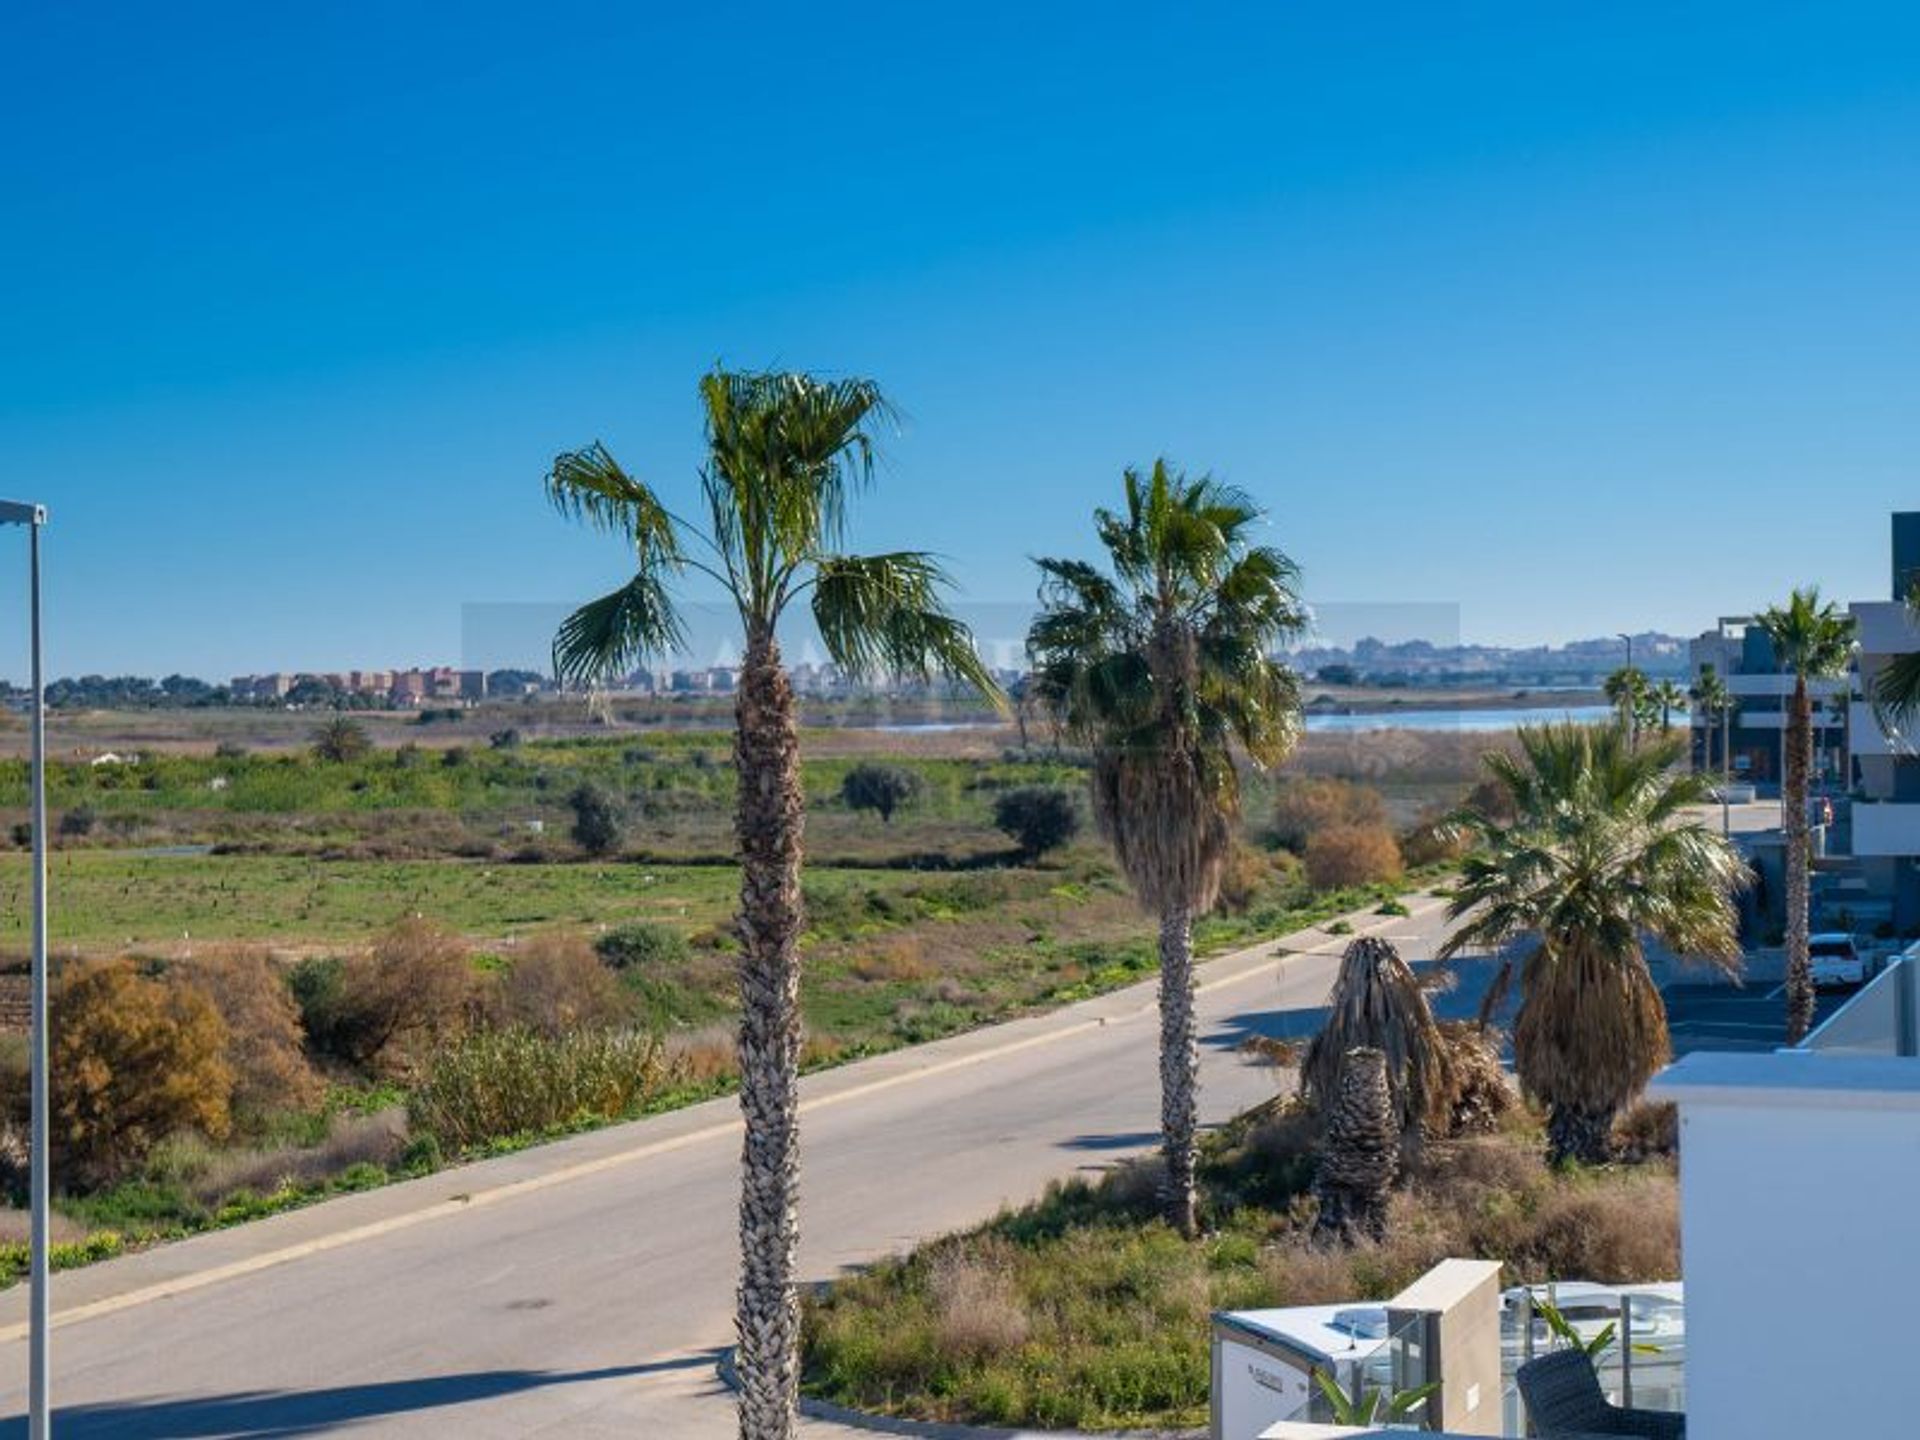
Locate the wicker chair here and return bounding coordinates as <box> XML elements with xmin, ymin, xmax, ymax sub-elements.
<box><xmin>1515</xmin><ymin>1348</ymin><xmax>1685</xmax><ymax>1438</ymax></box>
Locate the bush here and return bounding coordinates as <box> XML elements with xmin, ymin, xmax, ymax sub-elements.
<box><xmin>1216</xmin><ymin>842</ymin><xmax>1296</xmax><ymax>915</ymax></box>
<box><xmin>1399</xmin><ymin>817</ymin><xmax>1470</xmax><ymax>867</ymax></box>
<box><xmin>594</xmin><ymin>921</ymin><xmax>692</xmax><ymax>972</ymax></box>
<box><xmin>839</xmin><ymin>763</ymin><xmax>921</xmax><ymax>824</ymax></box>
<box><xmin>289</xmin><ymin>917</ymin><xmax>476</xmax><ymax>1074</ymax></box>
<box><xmin>1269</xmin><ymin>778</ymin><xmax>1388</xmax><ymax>854</ymax></box>
<box><xmin>57</xmin><ymin>805</ymin><xmax>96</xmax><ymax>840</ymax></box>
<box><xmin>311</xmin><ymin>717</ymin><xmax>372</xmax><ymax>764</ymax></box>
<box><xmin>567</xmin><ymin>782</ymin><xmax>624</xmax><ymax>856</ymax></box>
<box><xmin>407</xmin><ymin>1028</ymin><xmax>669</xmax><ymax>1150</ymax></box>
<box><xmin>992</xmin><ymin>786</ymin><xmax>1080</xmax><ymax>860</ymax></box>
<box><xmin>498</xmin><ymin>935</ymin><xmax>632</xmax><ymax>1039</ymax></box>
<box><xmin>51</xmin><ymin>959</ymin><xmax>234</xmax><ymax>1185</ymax></box>
<box><xmin>1465</xmin><ymin>775</ymin><xmax>1517</xmax><ymax>825</ymax></box>
<box><xmin>177</xmin><ymin>951</ymin><xmax>323</xmax><ymax>1128</ymax></box>
<box><xmin>1303</xmin><ymin>824</ymin><xmax>1403</xmax><ymax>891</ymax></box>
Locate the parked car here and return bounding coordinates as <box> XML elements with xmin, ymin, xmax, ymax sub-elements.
<box><xmin>1808</xmin><ymin>933</ymin><xmax>1866</xmax><ymax>989</ymax></box>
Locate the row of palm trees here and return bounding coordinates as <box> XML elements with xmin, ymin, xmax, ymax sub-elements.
<box><xmin>545</xmin><ymin>372</ymin><xmax>1310</xmax><ymax>1439</ymax></box>
<box><xmin>539</xmin><ymin>367</ymin><xmax>1870</xmax><ymax>1439</ymax></box>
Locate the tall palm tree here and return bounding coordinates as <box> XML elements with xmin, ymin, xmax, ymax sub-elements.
<box><xmin>1690</xmin><ymin>665</ymin><xmax>1731</xmax><ymax>776</ymax></box>
<box><xmin>1028</xmin><ymin>461</ymin><xmax>1304</xmax><ymax>1234</ymax></box>
<box><xmin>1439</xmin><ymin>723</ymin><xmax>1746</xmax><ymax>1163</ymax></box>
<box><xmin>1754</xmin><ymin>589</ymin><xmax>1856</xmax><ymax>1045</ymax></box>
<box><xmin>1652</xmin><ymin>679</ymin><xmax>1687</xmax><ymax>734</ymax></box>
<box><xmin>547</xmin><ymin>369</ymin><xmax>997</xmax><ymax>1440</ymax></box>
<box><xmin>1603</xmin><ymin>665</ymin><xmax>1650</xmax><ymax>744</ymax></box>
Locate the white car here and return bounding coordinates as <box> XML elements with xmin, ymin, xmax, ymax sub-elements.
<box><xmin>1808</xmin><ymin>933</ymin><xmax>1866</xmax><ymax>989</ymax></box>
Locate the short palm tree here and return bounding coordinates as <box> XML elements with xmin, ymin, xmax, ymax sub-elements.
<box><xmin>1755</xmin><ymin>589</ymin><xmax>1856</xmax><ymax>1045</ymax></box>
<box><xmin>1652</xmin><ymin>679</ymin><xmax>1687</xmax><ymax>734</ymax></box>
<box><xmin>547</xmin><ymin>368</ymin><xmax>997</xmax><ymax>1440</ymax></box>
<box><xmin>1301</xmin><ymin>936</ymin><xmax>1447</xmax><ymax>1148</ymax></box>
<box><xmin>1028</xmin><ymin>462</ymin><xmax>1305</xmax><ymax>1235</ymax></box>
<box><xmin>1690</xmin><ymin>666</ymin><xmax>1731</xmax><ymax>776</ymax></box>
<box><xmin>1872</xmin><ymin>579</ymin><xmax>1920</xmax><ymax>739</ymax></box>
<box><xmin>1603</xmin><ymin>665</ymin><xmax>1650</xmax><ymax>743</ymax></box>
<box><xmin>1439</xmin><ymin>723</ymin><xmax>1747</xmax><ymax>1163</ymax></box>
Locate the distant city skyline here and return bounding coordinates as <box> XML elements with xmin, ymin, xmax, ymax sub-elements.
<box><xmin>4</xmin><ymin>4</ymin><xmax>1917</xmax><ymax>678</ymax></box>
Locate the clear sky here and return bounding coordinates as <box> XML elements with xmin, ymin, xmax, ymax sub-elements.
<box><xmin>2</xmin><ymin>2</ymin><xmax>1918</xmax><ymax>679</ymax></box>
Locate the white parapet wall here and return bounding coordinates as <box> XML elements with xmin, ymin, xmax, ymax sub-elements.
<box><xmin>1653</xmin><ymin>1051</ymin><xmax>1920</xmax><ymax>1440</ymax></box>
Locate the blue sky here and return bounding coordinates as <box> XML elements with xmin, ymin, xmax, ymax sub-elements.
<box><xmin>2</xmin><ymin>2</ymin><xmax>1918</xmax><ymax>679</ymax></box>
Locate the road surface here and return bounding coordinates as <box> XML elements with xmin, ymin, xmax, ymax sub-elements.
<box><xmin>0</xmin><ymin>895</ymin><xmax>1461</xmax><ymax>1438</ymax></box>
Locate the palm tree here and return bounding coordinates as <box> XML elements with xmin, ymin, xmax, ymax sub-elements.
<box><xmin>547</xmin><ymin>368</ymin><xmax>997</xmax><ymax>1440</ymax></box>
<box><xmin>1652</xmin><ymin>679</ymin><xmax>1687</xmax><ymax>734</ymax></box>
<box><xmin>1301</xmin><ymin>936</ymin><xmax>1447</xmax><ymax>1149</ymax></box>
<box><xmin>1314</xmin><ymin>1047</ymin><xmax>1398</xmax><ymax>1242</ymax></box>
<box><xmin>1603</xmin><ymin>665</ymin><xmax>1650</xmax><ymax>743</ymax></box>
<box><xmin>1754</xmin><ymin>589</ymin><xmax>1856</xmax><ymax>1045</ymax></box>
<box><xmin>1439</xmin><ymin>723</ymin><xmax>1746</xmax><ymax>1163</ymax></box>
<box><xmin>1028</xmin><ymin>461</ymin><xmax>1304</xmax><ymax>1235</ymax></box>
<box><xmin>1690</xmin><ymin>665</ymin><xmax>1731</xmax><ymax>776</ymax></box>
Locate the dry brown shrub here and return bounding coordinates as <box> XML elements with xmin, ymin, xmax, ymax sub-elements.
<box><xmin>1505</xmin><ymin>1176</ymin><xmax>1680</xmax><ymax>1284</ymax></box>
<box><xmin>1399</xmin><ymin>817</ymin><xmax>1471</xmax><ymax>867</ymax></box>
<box><xmin>1271</xmin><ymin>779</ymin><xmax>1389</xmax><ymax>853</ymax></box>
<box><xmin>1436</xmin><ymin>1021</ymin><xmax>1514</xmax><ymax>1136</ymax></box>
<box><xmin>664</xmin><ymin>1024</ymin><xmax>737</xmax><ymax>1085</ymax></box>
<box><xmin>1613</xmin><ymin>1100</ymin><xmax>1678</xmax><ymax>1161</ymax></box>
<box><xmin>1303</xmin><ymin>824</ymin><xmax>1404</xmax><ymax>891</ymax></box>
<box><xmin>498</xmin><ymin>934</ymin><xmax>632</xmax><ymax>1039</ymax></box>
<box><xmin>850</xmin><ymin>936</ymin><xmax>935</xmax><ymax>984</ymax></box>
<box><xmin>1216</xmin><ymin>842</ymin><xmax>1293</xmax><ymax>914</ymax></box>
<box><xmin>51</xmin><ymin>958</ymin><xmax>234</xmax><ymax>1184</ymax></box>
<box><xmin>177</xmin><ymin>950</ymin><xmax>322</xmax><ymax>1128</ymax></box>
<box><xmin>928</xmin><ymin>1239</ymin><xmax>1031</xmax><ymax>1359</ymax></box>
<box><xmin>320</xmin><ymin>918</ymin><xmax>477</xmax><ymax>1075</ymax></box>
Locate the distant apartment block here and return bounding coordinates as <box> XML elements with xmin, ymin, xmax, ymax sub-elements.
<box><xmin>1847</xmin><ymin>514</ymin><xmax>1920</xmax><ymax>926</ymax></box>
<box><xmin>230</xmin><ymin>666</ymin><xmax>486</xmax><ymax>706</ymax></box>
<box><xmin>1687</xmin><ymin>618</ymin><xmax>1846</xmax><ymax>785</ymax></box>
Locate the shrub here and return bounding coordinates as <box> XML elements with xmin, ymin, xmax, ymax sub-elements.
<box><xmin>567</xmin><ymin>782</ymin><xmax>624</xmax><ymax>856</ymax></box>
<box><xmin>311</xmin><ymin>717</ymin><xmax>372</xmax><ymax>764</ymax></box>
<box><xmin>57</xmin><ymin>805</ymin><xmax>96</xmax><ymax>840</ymax></box>
<box><xmin>177</xmin><ymin>951</ymin><xmax>322</xmax><ymax>1128</ymax></box>
<box><xmin>992</xmin><ymin>786</ymin><xmax>1080</xmax><ymax>860</ymax></box>
<box><xmin>290</xmin><ymin>918</ymin><xmax>476</xmax><ymax>1074</ymax></box>
<box><xmin>839</xmin><ymin>763</ymin><xmax>921</xmax><ymax>824</ymax></box>
<box><xmin>407</xmin><ymin>1028</ymin><xmax>668</xmax><ymax>1150</ymax></box>
<box><xmin>594</xmin><ymin>921</ymin><xmax>692</xmax><ymax>972</ymax></box>
<box><xmin>1216</xmin><ymin>842</ymin><xmax>1294</xmax><ymax>915</ymax></box>
<box><xmin>1304</xmin><ymin>824</ymin><xmax>1403</xmax><ymax>891</ymax></box>
<box><xmin>1270</xmin><ymin>778</ymin><xmax>1389</xmax><ymax>854</ymax></box>
<box><xmin>51</xmin><ymin>959</ymin><xmax>234</xmax><ymax>1185</ymax></box>
<box><xmin>489</xmin><ymin>727</ymin><xmax>523</xmax><ymax>750</ymax></box>
<box><xmin>214</xmin><ymin>741</ymin><xmax>249</xmax><ymax>761</ymax></box>
<box><xmin>498</xmin><ymin>934</ymin><xmax>632</xmax><ymax>1039</ymax></box>
<box><xmin>1613</xmin><ymin>1099</ymin><xmax>1678</xmax><ymax>1160</ymax></box>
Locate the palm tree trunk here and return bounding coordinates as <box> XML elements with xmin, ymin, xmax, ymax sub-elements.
<box><xmin>733</xmin><ymin>629</ymin><xmax>804</xmax><ymax>1440</ymax></box>
<box><xmin>1784</xmin><ymin>677</ymin><xmax>1814</xmax><ymax>1046</ymax></box>
<box><xmin>1158</xmin><ymin>903</ymin><xmax>1200</xmax><ymax>1237</ymax></box>
<box><xmin>1546</xmin><ymin>1102</ymin><xmax>1616</xmax><ymax>1166</ymax></box>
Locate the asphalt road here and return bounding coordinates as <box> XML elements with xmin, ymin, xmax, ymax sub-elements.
<box><xmin>0</xmin><ymin>897</ymin><xmax>1462</xmax><ymax>1439</ymax></box>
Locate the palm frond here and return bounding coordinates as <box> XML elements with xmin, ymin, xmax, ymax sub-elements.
<box><xmin>812</xmin><ymin>552</ymin><xmax>1003</xmax><ymax>702</ymax></box>
<box><xmin>552</xmin><ymin>573</ymin><xmax>685</xmax><ymax>687</ymax></box>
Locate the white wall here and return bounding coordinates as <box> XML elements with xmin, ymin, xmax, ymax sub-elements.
<box><xmin>1655</xmin><ymin>1054</ymin><xmax>1920</xmax><ymax>1440</ymax></box>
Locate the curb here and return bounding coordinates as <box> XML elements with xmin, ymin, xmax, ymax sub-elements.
<box><xmin>714</xmin><ymin>1349</ymin><xmax>1202</xmax><ymax>1440</ymax></box>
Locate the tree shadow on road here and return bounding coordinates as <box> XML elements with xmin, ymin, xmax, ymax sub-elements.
<box><xmin>0</xmin><ymin>1351</ymin><xmax>723</xmax><ymax>1438</ymax></box>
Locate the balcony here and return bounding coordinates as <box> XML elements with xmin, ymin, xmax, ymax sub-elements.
<box><xmin>1848</xmin><ymin>801</ymin><xmax>1920</xmax><ymax>856</ymax></box>
<box><xmin>1723</xmin><ymin>673</ymin><xmax>1848</xmax><ymax>698</ymax></box>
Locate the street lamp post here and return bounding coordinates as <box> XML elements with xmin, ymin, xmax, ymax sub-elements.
<box><xmin>1</xmin><ymin>500</ymin><xmax>50</xmax><ymax>1440</ymax></box>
